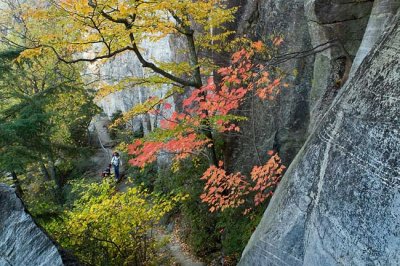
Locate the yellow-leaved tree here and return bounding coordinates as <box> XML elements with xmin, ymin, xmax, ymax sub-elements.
<box><xmin>46</xmin><ymin>180</ymin><xmax>187</xmax><ymax>265</ymax></box>
<box><xmin>16</xmin><ymin>0</ymin><xmax>236</xmax><ymax>86</ymax></box>
<box><xmin>5</xmin><ymin>0</ymin><xmax>238</xmax><ymax>165</ymax></box>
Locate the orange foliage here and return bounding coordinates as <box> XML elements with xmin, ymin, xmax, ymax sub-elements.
<box><xmin>127</xmin><ymin>41</ymin><xmax>286</xmax><ymax>212</ymax></box>
<box><xmin>200</xmin><ymin>151</ymin><xmax>286</xmax><ymax>214</ymax></box>
<box><xmin>128</xmin><ymin>133</ymin><xmax>209</xmax><ymax>168</ymax></box>
<box><xmin>128</xmin><ymin>42</ymin><xmax>284</xmax><ymax>167</ymax></box>
<box><xmin>250</xmin><ymin>152</ymin><xmax>285</xmax><ymax>206</ymax></box>
<box><xmin>200</xmin><ymin>161</ymin><xmax>250</xmax><ymax>212</ymax></box>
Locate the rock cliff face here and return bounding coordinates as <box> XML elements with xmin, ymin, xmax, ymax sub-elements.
<box><xmin>75</xmin><ymin>3</ymin><xmax>399</xmax><ymax>265</ymax></box>
<box><xmin>86</xmin><ymin>36</ymin><xmax>178</xmax><ymax>135</ymax></box>
<box><xmin>226</xmin><ymin>0</ymin><xmax>377</xmax><ymax>172</ymax></box>
<box><xmin>88</xmin><ymin>0</ymin><xmax>377</xmax><ymax>171</ymax></box>
<box><xmin>350</xmin><ymin>0</ymin><xmax>400</xmax><ymax>75</ymax></box>
<box><xmin>239</xmin><ymin>8</ymin><xmax>400</xmax><ymax>266</ymax></box>
<box><xmin>0</xmin><ymin>184</ymin><xmax>78</xmax><ymax>265</ymax></box>
<box><xmin>304</xmin><ymin>0</ymin><xmax>373</xmax><ymax>130</ymax></box>
<box><xmin>225</xmin><ymin>0</ymin><xmax>314</xmax><ymax>172</ymax></box>
<box><xmin>86</xmin><ymin>0</ymin><xmax>397</xmax><ymax>173</ymax></box>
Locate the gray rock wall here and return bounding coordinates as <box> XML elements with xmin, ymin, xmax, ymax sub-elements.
<box><xmin>225</xmin><ymin>0</ymin><xmax>314</xmax><ymax>172</ymax></box>
<box><xmin>239</xmin><ymin>9</ymin><xmax>400</xmax><ymax>265</ymax></box>
<box><xmin>350</xmin><ymin>0</ymin><xmax>400</xmax><ymax>76</ymax></box>
<box><xmin>0</xmin><ymin>184</ymin><xmax>73</xmax><ymax>265</ymax></box>
<box><xmin>86</xmin><ymin>36</ymin><xmax>177</xmax><ymax>134</ymax></box>
<box><xmin>2</xmin><ymin>1</ymin><xmax>399</xmax><ymax>264</ymax></box>
<box><xmin>305</xmin><ymin>0</ymin><xmax>373</xmax><ymax>131</ymax></box>
<box><xmin>87</xmin><ymin>0</ymin><xmax>373</xmax><ymax>172</ymax></box>
<box><xmin>226</xmin><ymin>0</ymin><xmax>374</xmax><ymax>172</ymax></box>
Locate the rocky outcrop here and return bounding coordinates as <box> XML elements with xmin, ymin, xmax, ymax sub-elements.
<box><xmin>0</xmin><ymin>184</ymin><xmax>78</xmax><ymax>265</ymax></box>
<box><xmin>350</xmin><ymin>0</ymin><xmax>400</xmax><ymax>75</ymax></box>
<box><xmin>225</xmin><ymin>0</ymin><xmax>314</xmax><ymax>172</ymax></box>
<box><xmin>85</xmin><ymin>0</ymin><xmax>374</xmax><ymax>173</ymax></box>
<box><xmin>225</xmin><ymin>0</ymin><xmax>376</xmax><ymax>172</ymax></box>
<box><xmin>89</xmin><ymin>114</ymin><xmax>115</xmax><ymax>148</ymax></box>
<box><xmin>239</xmin><ymin>9</ymin><xmax>400</xmax><ymax>265</ymax></box>
<box><xmin>305</xmin><ymin>0</ymin><xmax>373</xmax><ymax>131</ymax></box>
<box><xmin>86</xmin><ymin>36</ymin><xmax>177</xmax><ymax>134</ymax></box>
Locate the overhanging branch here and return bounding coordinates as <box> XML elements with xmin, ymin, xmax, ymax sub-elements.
<box><xmin>44</xmin><ymin>44</ymin><xmax>132</xmax><ymax>63</ymax></box>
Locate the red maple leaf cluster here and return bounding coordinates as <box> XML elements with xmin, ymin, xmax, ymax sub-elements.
<box><xmin>128</xmin><ymin>41</ymin><xmax>286</xmax><ymax>213</ymax></box>
<box><xmin>128</xmin><ymin>42</ymin><xmax>283</xmax><ymax>167</ymax></box>
<box><xmin>200</xmin><ymin>151</ymin><xmax>286</xmax><ymax>214</ymax></box>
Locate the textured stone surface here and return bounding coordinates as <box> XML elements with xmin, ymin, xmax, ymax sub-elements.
<box><xmin>89</xmin><ymin>114</ymin><xmax>114</xmax><ymax>147</ymax></box>
<box><xmin>84</xmin><ymin>0</ymin><xmax>373</xmax><ymax>174</ymax></box>
<box><xmin>2</xmin><ymin>1</ymin><xmax>399</xmax><ymax>264</ymax></box>
<box><xmin>226</xmin><ymin>0</ymin><xmax>374</xmax><ymax>172</ymax></box>
<box><xmin>0</xmin><ymin>184</ymin><xmax>66</xmax><ymax>266</ymax></box>
<box><xmin>350</xmin><ymin>0</ymin><xmax>400</xmax><ymax>76</ymax></box>
<box><xmin>305</xmin><ymin>0</ymin><xmax>373</xmax><ymax>131</ymax></box>
<box><xmin>239</xmin><ymin>10</ymin><xmax>400</xmax><ymax>265</ymax></box>
<box><xmin>86</xmin><ymin>36</ymin><xmax>176</xmax><ymax>134</ymax></box>
<box><xmin>225</xmin><ymin>0</ymin><xmax>314</xmax><ymax>172</ymax></box>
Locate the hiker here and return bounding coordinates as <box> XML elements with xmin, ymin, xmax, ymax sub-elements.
<box><xmin>101</xmin><ymin>164</ymin><xmax>111</xmax><ymax>178</ymax></box>
<box><xmin>111</xmin><ymin>152</ymin><xmax>122</xmax><ymax>181</ymax></box>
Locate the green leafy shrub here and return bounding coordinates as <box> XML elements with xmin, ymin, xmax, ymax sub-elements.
<box><xmin>153</xmin><ymin>159</ymin><xmax>220</xmax><ymax>255</ymax></box>
<box><xmin>47</xmin><ymin>180</ymin><xmax>186</xmax><ymax>265</ymax></box>
<box><xmin>149</xmin><ymin>158</ymin><xmax>268</xmax><ymax>263</ymax></box>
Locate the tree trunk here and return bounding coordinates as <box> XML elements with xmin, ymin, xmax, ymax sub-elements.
<box><xmin>11</xmin><ymin>171</ymin><xmax>23</xmax><ymax>196</ymax></box>
<box><xmin>48</xmin><ymin>160</ymin><xmax>61</xmax><ymax>189</ymax></box>
<box><xmin>48</xmin><ymin>157</ymin><xmax>63</xmax><ymax>203</ymax></box>
<box><xmin>202</xmin><ymin>124</ymin><xmax>219</xmax><ymax>166</ymax></box>
<box><xmin>40</xmin><ymin>162</ymin><xmax>51</xmax><ymax>181</ymax></box>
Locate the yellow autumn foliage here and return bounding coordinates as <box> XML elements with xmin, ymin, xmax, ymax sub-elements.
<box><xmin>48</xmin><ymin>180</ymin><xmax>187</xmax><ymax>265</ymax></box>
<box><xmin>19</xmin><ymin>0</ymin><xmax>236</xmax><ymax>57</ymax></box>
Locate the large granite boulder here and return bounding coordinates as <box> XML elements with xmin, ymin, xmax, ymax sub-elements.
<box><xmin>0</xmin><ymin>184</ymin><xmax>78</xmax><ymax>266</ymax></box>
<box><xmin>239</xmin><ymin>9</ymin><xmax>400</xmax><ymax>266</ymax></box>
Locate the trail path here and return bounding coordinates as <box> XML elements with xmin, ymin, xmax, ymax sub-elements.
<box><xmin>165</xmin><ymin>236</ymin><xmax>205</xmax><ymax>266</ymax></box>
<box><xmin>116</xmin><ymin>178</ymin><xmax>205</xmax><ymax>266</ymax></box>
<box><xmin>91</xmin><ymin>115</ymin><xmax>113</xmax><ymax>167</ymax></box>
<box><xmin>89</xmin><ymin>115</ymin><xmax>204</xmax><ymax>266</ymax></box>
